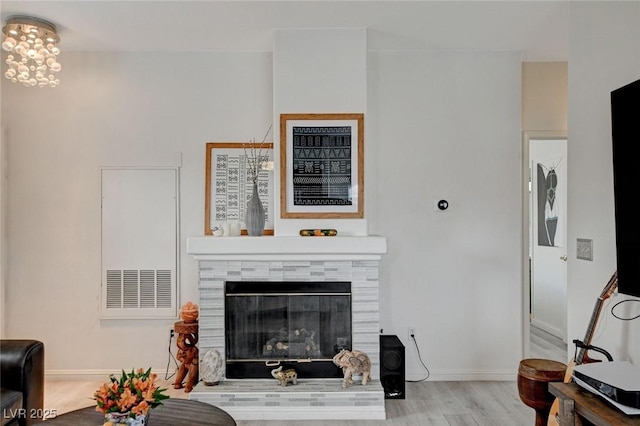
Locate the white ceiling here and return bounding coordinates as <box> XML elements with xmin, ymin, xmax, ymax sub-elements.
<box><xmin>1</xmin><ymin>1</ymin><xmax>570</xmax><ymax>61</ymax></box>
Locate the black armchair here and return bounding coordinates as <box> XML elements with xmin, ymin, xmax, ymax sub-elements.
<box><xmin>0</xmin><ymin>340</ymin><xmax>44</xmax><ymax>426</ymax></box>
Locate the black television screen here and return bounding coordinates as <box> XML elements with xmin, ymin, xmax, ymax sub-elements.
<box><xmin>611</xmin><ymin>78</ymin><xmax>640</xmax><ymax>298</ymax></box>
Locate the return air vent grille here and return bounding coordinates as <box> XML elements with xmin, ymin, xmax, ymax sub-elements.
<box><xmin>106</xmin><ymin>269</ymin><xmax>172</xmax><ymax>309</ymax></box>
<box><xmin>100</xmin><ymin>167</ymin><xmax>178</xmax><ymax>319</ymax></box>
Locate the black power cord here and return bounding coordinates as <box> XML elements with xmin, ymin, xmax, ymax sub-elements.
<box><xmin>164</xmin><ymin>329</ymin><xmax>179</xmax><ymax>381</ymax></box>
<box><xmin>611</xmin><ymin>298</ymin><xmax>640</xmax><ymax>321</ymax></box>
<box><xmin>406</xmin><ymin>333</ymin><xmax>430</xmax><ymax>382</ymax></box>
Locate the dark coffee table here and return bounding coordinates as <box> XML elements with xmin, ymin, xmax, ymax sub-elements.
<box><xmin>35</xmin><ymin>398</ymin><xmax>236</xmax><ymax>425</ymax></box>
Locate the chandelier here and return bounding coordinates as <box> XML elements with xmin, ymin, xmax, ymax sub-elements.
<box><xmin>2</xmin><ymin>16</ymin><xmax>62</xmax><ymax>87</ymax></box>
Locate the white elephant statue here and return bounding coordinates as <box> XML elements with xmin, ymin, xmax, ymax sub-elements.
<box><xmin>332</xmin><ymin>349</ymin><xmax>371</xmax><ymax>388</ymax></box>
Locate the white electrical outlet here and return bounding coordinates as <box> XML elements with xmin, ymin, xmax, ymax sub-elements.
<box><xmin>408</xmin><ymin>326</ymin><xmax>416</xmax><ymax>341</ymax></box>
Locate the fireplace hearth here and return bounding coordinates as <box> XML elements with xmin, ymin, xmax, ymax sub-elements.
<box><xmin>186</xmin><ymin>236</ymin><xmax>387</xmax><ymax>420</ymax></box>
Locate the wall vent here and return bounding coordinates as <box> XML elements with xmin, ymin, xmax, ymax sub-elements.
<box><xmin>106</xmin><ymin>269</ymin><xmax>172</xmax><ymax>309</ymax></box>
<box><xmin>101</xmin><ymin>167</ymin><xmax>179</xmax><ymax>319</ymax></box>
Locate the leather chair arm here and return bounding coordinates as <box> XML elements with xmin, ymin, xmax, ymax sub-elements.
<box><xmin>0</xmin><ymin>340</ymin><xmax>44</xmax><ymax>426</ymax></box>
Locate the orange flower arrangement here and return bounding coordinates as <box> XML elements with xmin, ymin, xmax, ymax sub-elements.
<box><xmin>94</xmin><ymin>368</ymin><xmax>169</xmax><ymax>423</ymax></box>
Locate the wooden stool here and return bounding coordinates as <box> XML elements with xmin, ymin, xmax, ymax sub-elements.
<box><xmin>517</xmin><ymin>358</ymin><xmax>567</xmax><ymax>426</ymax></box>
<box><xmin>173</xmin><ymin>320</ymin><xmax>199</xmax><ymax>392</ymax></box>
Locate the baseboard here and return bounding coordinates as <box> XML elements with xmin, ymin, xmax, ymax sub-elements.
<box><xmin>45</xmin><ymin>368</ymin><xmax>171</xmax><ymax>381</ymax></box>
<box><xmin>405</xmin><ymin>369</ymin><xmax>518</xmax><ymax>381</ymax></box>
<box><xmin>531</xmin><ymin>318</ymin><xmax>564</xmax><ymax>340</ymax></box>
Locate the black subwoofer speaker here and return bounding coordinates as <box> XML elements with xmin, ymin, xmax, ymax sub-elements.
<box><xmin>380</xmin><ymin>334</ymin><xmax>405</xmax><ymax>399</ymax></box>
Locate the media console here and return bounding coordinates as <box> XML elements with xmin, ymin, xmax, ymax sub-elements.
<box><xmin>549</xmin><ymin>382</ymin><xmax>640</xmax><ymax>426</ymax></box>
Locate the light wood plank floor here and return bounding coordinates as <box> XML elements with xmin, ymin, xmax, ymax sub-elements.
<box><xmin>44</xmin><ymin>379</ymin><xmax>536</xmax><ymax>425</ymax></box>
<box><xmin>530</xmin><ymin>325</ymin><xmax>568</xmax><ymax>364</ymax></box>
<box><xmin>43</xmin><ymin>328</ymin><xmax>568</xmax><ymax>425</ymax></box>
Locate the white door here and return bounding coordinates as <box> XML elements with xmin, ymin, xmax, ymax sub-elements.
<box><xmin>529</xmin><ymin>138</ymin><xmax>567</xmax><ymax>340</ymax></box>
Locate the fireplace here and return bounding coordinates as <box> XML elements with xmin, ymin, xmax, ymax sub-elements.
<box><xmin>186</xmin><ymin>236</ymin><xmax>387</xmax><ymax>420</ymax></box>
<box><xmin>225</xmin><ymin>280</ymin><xmax>352</xmax><ymax>379</ymax></box>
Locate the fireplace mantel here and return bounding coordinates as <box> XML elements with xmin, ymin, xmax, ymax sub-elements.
<box><xmin>187</xmin><ymin>235</ymin><xmax>387</xmax><ymax>261</ymax></box>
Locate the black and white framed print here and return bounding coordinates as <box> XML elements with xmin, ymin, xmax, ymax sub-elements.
<box><xmin>280</xmin><ymin>113</ymin><xmax>364</xmax><ymax>219</ymax></box>
<box><xmin>205</xmin><ymin>142</ymin><xmax>274</xmax><ymax>235</ymax></box>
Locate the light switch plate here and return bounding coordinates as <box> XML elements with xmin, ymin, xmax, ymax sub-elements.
<box><xmin>577</xmin><ymin>238</ymin><xmax>593</xmax><ymax>261</ymax></box>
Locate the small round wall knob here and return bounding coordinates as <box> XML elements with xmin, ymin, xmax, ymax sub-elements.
<box><xmin>437</xmin><ymin>200</ymin><xmax>449</xmax><ymax>210</ymax></box>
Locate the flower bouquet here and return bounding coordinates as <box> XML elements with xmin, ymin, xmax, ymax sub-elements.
<box><xmin>94</xmin><ymin>368</ymin><xmax>169</xmax><ymax>425</ymax></box>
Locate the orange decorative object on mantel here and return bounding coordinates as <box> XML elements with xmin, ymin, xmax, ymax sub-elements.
<box><xmin>299</xmin><ymin>229</ymin><xmax>337</xmax><ymax>237</ymax></box>
<box><xmin>180</xmin><ymin>301</ymin><xmax>199</xmax><ymax>323</ymax></box>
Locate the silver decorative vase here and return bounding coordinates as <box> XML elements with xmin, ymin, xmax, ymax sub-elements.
<box><xmin>245</xmin><ymin>182</ymin><xmax>265</xmax><ymax>236</ymax></box>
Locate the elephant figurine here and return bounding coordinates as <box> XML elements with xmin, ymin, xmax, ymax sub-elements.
<box><xmin>270</xmin><ymin>366</ymin><xmax>298</xmax><ymax>386</ymax></box>
<box><xmin>332</xmin><ymin>349</ymin><xmax>371</xmax><ymax>388</ymax></box>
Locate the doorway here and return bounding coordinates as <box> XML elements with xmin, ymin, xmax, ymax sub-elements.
<box><xmin>524</xmin><ymin>133</ymin><xmax>568</xmax><ymax>362</ymax></box>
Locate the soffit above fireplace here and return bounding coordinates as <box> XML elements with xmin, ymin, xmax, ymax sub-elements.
<box><xmin>187</xmin><ymin>236</ymin><xmax>387</xmax><ymax>261</ymax></box>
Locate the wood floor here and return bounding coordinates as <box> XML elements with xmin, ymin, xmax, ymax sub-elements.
<box><xmin>245</xmin><ymin>381</ymin><xmax>535</xmax><ymax>426</ymax></box>
<box><xmin>42</xmin><ymin>329</ymin><xmax>566</xmax><ymax>425</ymax></box>
<box><xmin>44</xmin><ymin>379</ymin><xmax>536</xmax><ymax>425</ymax></box>
<box><xmin>529</xmin><ymin>325</ymin><xmax>568</xmax><ymax>364</ymax></box>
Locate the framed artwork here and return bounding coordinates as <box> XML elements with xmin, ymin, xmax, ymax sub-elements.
<box><xmin>205</xmin><ymin>142</ymin><xmax>274</xmax><ymax>235</ymax></box>
<box><xmin>535</xmin><ymin>157</ymin><xmax>564</xmax><ymax>248</ymax></box>
<box><xmin>280</xmin><ymin>113</ymin><xmax>364</xmax><ymax>218</ymax></box>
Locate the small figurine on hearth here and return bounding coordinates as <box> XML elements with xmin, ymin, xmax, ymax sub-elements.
<box><xmin>332</xmin><ymin>349</ymin><xmax>371</xmax><ymax>388</ymax></box>
<box><xmin>201</xmin><ymin>348</ymin><xmax>223</xmax><ymax>386</ymax></box>
<box><xmin>271</xmin><ymin>366</ymin><xmax>298</xmax><ymax>387</ymax></box>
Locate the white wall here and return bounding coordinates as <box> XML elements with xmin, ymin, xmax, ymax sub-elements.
<box><xmin>522</xmin><ymin>62</ymin><xmax>567</xmax><ymax>133</ymax></box>
<box><xmin>2</xmin><ymin>46</ymin><xmax>524</xmax><ymax>379</ymax></box>
<box><xmin>567</xmin><ymin>1</ymin><xmax>640</xmax><ymax>363</ymax></box>
<box><xmin>2</xmin><ymin>1</ymin><xmax>638</xmax><ymax>379</ymax></box>
<box><xmin>0</xmin><ymin>54</ymin><xmax>5</xmax><ymax>337</ymax></box>
<box><xmin>0</xmin><ymin>123</ymin><xmax>6</xmax><ymax>338</ymax></box>
<box><xmin>273</xmin><ymin>28</ymin><xmax>368</xmax><ymax>236</ymax></box>
<box><xmin>369</xmin><ymin>50</ymin><xmax>523</xmax><ymax>379</ymax></box>
<box><xmin>1</xmin><ymin>51</ymin><xmax>273</xmax><ymax>374</ymax></box>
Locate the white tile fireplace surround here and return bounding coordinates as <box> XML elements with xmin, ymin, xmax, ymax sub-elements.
<box><xmin>186</xmin><ymin>236</ymin><xmax>387</xmax><ymax>420</ymax></box>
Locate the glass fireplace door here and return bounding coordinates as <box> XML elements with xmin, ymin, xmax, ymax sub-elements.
<box><xmin>225</xmin><ymin>281</ymin><xmax>351</xmax><ymax>378</ymax></box>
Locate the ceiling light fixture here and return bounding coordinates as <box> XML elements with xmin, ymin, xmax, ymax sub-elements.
<box><xmin>2</xmin><ymin>15</ymin><xmax>62</xmax><ymax>87</ymax></box>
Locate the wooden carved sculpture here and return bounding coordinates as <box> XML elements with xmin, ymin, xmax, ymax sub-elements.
<box><xmin>173</xmin><ymin>321</ymin><xmax>199</xmax><ymax>392</ymax></box>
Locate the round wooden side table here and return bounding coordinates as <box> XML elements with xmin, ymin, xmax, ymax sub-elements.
<box><xmin>518</xmin><ymin>358</ymin><xmax>567</xmax><ymax>426</ymax></box>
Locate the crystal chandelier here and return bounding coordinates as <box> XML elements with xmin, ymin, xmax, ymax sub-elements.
<box><xmin>2</xmin><ymin>16</ymin><xmax>62</xmax><ymax>87</ymax></box>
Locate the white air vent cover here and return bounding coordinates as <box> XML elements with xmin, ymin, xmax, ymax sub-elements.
<box><xmin>106</xmin><ymin>269</ymin><xmax>172</xmax><ymax>309</ymax></box>
<box><xmin>101</xmin><ymin>167</ymin><xmax>178</xmax><ymax>319</ymax></box>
